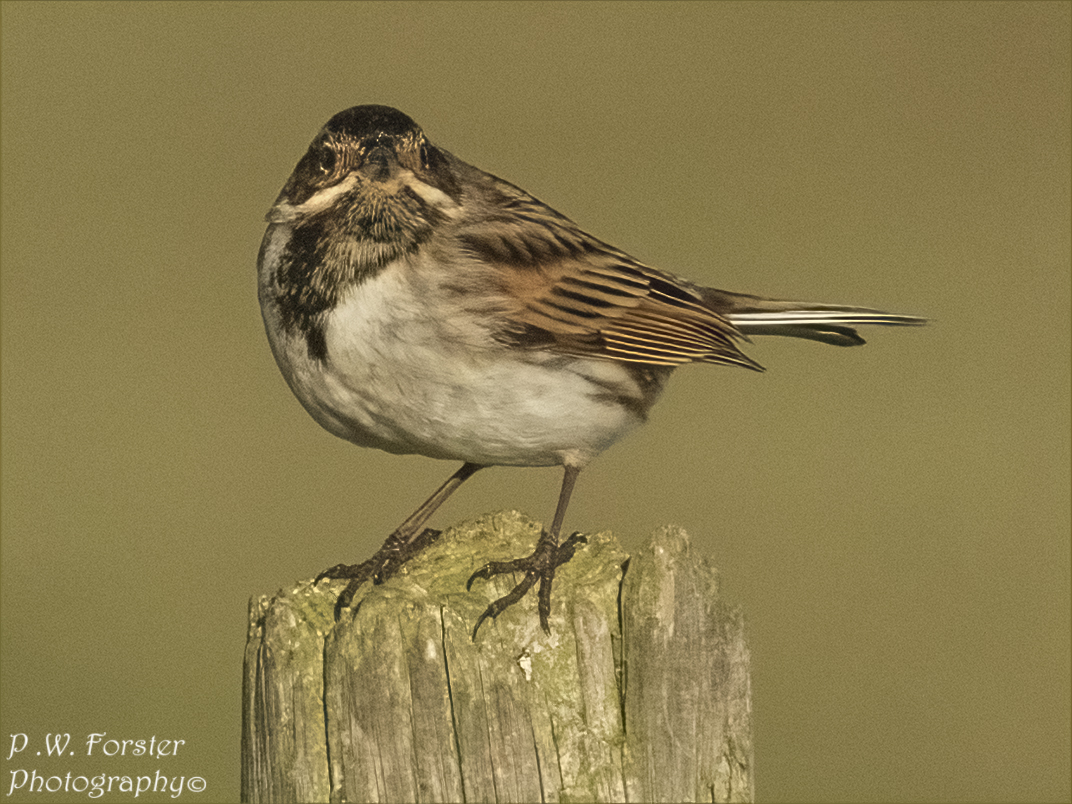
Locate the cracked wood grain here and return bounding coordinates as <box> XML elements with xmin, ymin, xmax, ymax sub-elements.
<box><xmin>242</xmin><ymin>510</ymin><xmax>753</xmax><ymax>803</ymax></box>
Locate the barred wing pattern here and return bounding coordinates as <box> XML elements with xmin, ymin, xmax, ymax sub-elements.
<box><xmin>458</xmin><ymin>174</ymin><xmax>924</xmax><ymax>370</ymax></box>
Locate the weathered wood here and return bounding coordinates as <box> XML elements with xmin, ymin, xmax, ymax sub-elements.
<box><xmin>621</xmin><ymin>526</ymin><xmax>753</xmax><ymax>802</ymax></box>
<box><xmin>242</xmin><ymin>510</ymin><xmax>753</xmax><ymax>803</ymax></box>
<box><xmin>242</xmin><ymin>578</ymin><xmax>336</xmax><ymax>803</ymax></box>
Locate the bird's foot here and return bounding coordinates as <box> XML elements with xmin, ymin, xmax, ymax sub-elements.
<box><xmin>467</xmin><ymin>530</ymin><xmax>587</xmax><ymax>639</ymax></box>
<box><xmin>315</xmin><ymin>527</ymin><xmax>443</xmax><ymax>620</ymax></box>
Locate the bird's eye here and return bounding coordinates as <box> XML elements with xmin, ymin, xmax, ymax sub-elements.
<box><xmin>419</xmin><ymin>143</ymin><xmax>430</xmax><ymax>169</ymax></box>
<box><xmin>316</xmin><ymin>148</ymin><xmax>337</xmax><ymax>176</ymax></box>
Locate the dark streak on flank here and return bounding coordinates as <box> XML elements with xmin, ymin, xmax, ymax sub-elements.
<box><xmin>274</xmin><ymin>218</ymin><xmax>334</xmax><ymax>361</ymax></box>
<box><xmin>584</xmin><ymin>363</ymin><xmax>670</xmax><ymax>422</ymax></box>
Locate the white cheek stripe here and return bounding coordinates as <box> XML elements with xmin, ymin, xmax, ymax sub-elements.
<box><xmin>402</xmin><ymin>173</ymin><xmax>462</xmax><ymax>218</ymax></box>
<box><xmin>266</xmin><ymin>174</ymin><xmax>361</xmax><ymax>223</ymax></box>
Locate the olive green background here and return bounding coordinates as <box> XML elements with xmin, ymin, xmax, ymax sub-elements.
<box><xmin>2</xmin><ymin>2</ymin><xmax>1069</xmax><ymax>802</ymax></box>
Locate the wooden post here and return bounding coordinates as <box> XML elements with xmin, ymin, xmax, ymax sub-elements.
<box><xmin>242</xmin><ymin>510</ymin><xmax>753</xmax><ymax>803</ymax></box>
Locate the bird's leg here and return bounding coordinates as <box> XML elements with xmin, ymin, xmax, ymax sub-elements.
<box><xmin>468</xmin><ymin>464</ymin><xmax>585</xmax><ymax>639</ymax></box>
<box><xmin>316</xmin><ymin>462</ymin><xmax>484</xmax><ymax>619</ymax></box>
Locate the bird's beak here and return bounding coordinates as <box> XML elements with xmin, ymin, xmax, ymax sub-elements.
<box><xmin>359</xmin><ymin>144</ymin><xmax>398</xmax><ymax>182</ymax></box>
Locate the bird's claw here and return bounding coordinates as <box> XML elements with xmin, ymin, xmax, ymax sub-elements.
<box><xmin>314</xmin><ymin>527</ymin><xmax>444</xmax><ymax>621</ymax></box>
<box><xmin>468</xmin><ymin>531</ymin><xmax>587</xmax><ymax>640</ymax></box>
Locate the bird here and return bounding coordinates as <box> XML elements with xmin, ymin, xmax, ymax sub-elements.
<box><xmin>257</xmin><ymin>104</ymin><xmax>924</xmax><ymax>638</ymax></box>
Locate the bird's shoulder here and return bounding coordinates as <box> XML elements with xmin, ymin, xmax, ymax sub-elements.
<box><xmin>431</xmin><ymin>156</ymin><xmax>756</xmax><ymax>369</ymax></box>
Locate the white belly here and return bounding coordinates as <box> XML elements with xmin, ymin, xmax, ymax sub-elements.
<box><xmin>260</xmin><ymin>252</ymin><xmax>652</xmax><ymax>468</ymax></box>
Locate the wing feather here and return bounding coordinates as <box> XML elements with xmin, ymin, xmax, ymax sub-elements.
<box><xmin>458</xmin><ymin>208</ymin><xmax>755</xmax><ymax>368</ymax></box>
<box><xmin>454</xmin><ymin>174</ymin><xmax>919</xmax><ymax>369</ymax></box>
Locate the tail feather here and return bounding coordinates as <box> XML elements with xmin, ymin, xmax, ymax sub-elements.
<box><xmin>700</xmin><ymin>289</ymin><xmax>926</xmax><ymax>347</ymax></box>
<box><xmin>728</xmin><ymin>307</ymin><xmax>927</xmax><ymax>347</ymax></box>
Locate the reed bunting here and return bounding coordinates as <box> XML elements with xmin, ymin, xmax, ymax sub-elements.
<box><xmin>258</xmin><ymin>104</ymin><xmax>924</xmax><ymax>638</ymax></box>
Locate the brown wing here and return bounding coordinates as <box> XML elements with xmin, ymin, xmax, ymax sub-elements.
<box><xmin>457</xmin><ymin>194</ymin><xmax>762</xmax><ymax>371</ymax></box>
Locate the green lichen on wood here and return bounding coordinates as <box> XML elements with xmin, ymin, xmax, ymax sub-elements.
<box><xmin>321</xmin><ymin>510</ymin><xmax>629</xmax><ymax>802</ymax></box>
<box><xmin>242</xmin><ymin>578</ymin><xmax>338</xmax><ymax>803</ymax></box>
<box><xmin>243</xmin><ymin>510</ymin><xmax>753</xmax><ymax>803</ymax></box>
